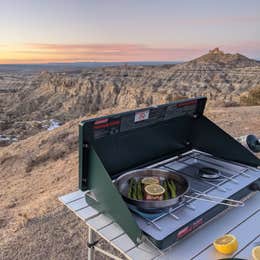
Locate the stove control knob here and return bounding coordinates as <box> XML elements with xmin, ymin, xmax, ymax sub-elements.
<box><xmin>246</xmin><ymin>135</ymin><xmax>260</xmax><ymax>153</ymax></box>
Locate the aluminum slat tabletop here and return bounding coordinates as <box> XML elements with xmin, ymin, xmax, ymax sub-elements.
<box><xmin>157</xmin><ymin>192</ymin><xmax>260</xmax><ymax>260</ymax></box>
<box><xmin>59</xmin><ymin>191</ymin><xmax>260</xmax><ymax>260</ymax></box>
<box><xmin>59</xmin><ymin>191</ymin><xmax>160</xmax><ymax>260</ymax></box>
<box><xmin>192</xmin><ymin>210</ymin><xmax>260</xmax><ymax>259</ymax></box>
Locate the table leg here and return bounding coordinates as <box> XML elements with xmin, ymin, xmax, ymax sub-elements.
<box><xmin>88</xmin><ymin>228</ymin><xmax>95</xmax><ymax>260</ymax></box>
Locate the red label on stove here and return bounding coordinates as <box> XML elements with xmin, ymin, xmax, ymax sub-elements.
<box><xmin>93</xmin><ymin>118</ymin><xmax>121</xmax><ymax>139</ymax></box>
<box><xmin>93</xmin><ymin>120</ymin><xmax>120</xmax><ymax>129</ymax></box>
<box><xmin>177</xmin><ymin>99</ymin><xmax>197</xmax><ymax>108</ymax></box>
<box><xmin>177</xmin><ymin>218</ymin><xmax>203</xmax><ymax>239</ymax></box>
<box><xmin>177</xmin><ymin>225</ymin><xmax>193</xmax><ymax>239</ymax></box>
<box><xmin>94</xmin><ymin>118</ymin><xmax>109</xmax><ymax>125</ymax></box>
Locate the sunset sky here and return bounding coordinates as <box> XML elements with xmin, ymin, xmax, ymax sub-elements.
<box><xmin>0</xmin><ymin>0</ymin><xmax>260</xmax><ymax>64</ymax></box>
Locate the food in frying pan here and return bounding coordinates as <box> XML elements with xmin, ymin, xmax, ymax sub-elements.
<box><xmin>144</xmin><ymin>184</ymin><xmax>165</xmax><ymax>200</ymax></box>
<box><xmin>128</xmin><ymin>177</ymin><xmax>177</xmax><ymax>201</ymax></box>
<box><xmin>137</xmin><ymin>180</ymin><xmax>143</xmax><ymax>200</ymax></box>
<box><xmin>128</xmin><ymin>179</ymin><xmax>143</xmax><ymax>200</ymax></box>
<box><xmin>141</xmin><ymin>177</ymin><xmax>160</xmax><ymax>185</ymax></box>
<box><xmin>167</xmin><ymin>179</ymin><xmax>177</xmax><ymax>198</ymax></box>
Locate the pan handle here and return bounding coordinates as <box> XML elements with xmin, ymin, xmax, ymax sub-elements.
<box><xmin>184</xmin><ymin>192</ymin><xmax>245</xmax><ymax>207</ymax></box>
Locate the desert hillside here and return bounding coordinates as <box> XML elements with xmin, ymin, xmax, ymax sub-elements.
<box><xmin>1</xmin><ymin>49</ymin><xmax>260</xmax><ymax>145</ymax></box>
<box><xmin>1</xmin><ymin>105</ymin><xmax>260</xmax><ymax>260</ymax></box>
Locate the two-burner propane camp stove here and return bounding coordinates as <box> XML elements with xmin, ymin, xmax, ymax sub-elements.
<box><xmin>79</xmin><ymin>97</ymin><xmax>260</xmax><ymax>250</ymax></box>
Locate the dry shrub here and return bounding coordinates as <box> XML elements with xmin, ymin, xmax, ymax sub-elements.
<box><xmin>240</xmin><ymin>85</ymin><xmax>260</xmax><ymax>106</ymax></box>
<box><xmin>173</xmin><ymin>94</ymin><xmax>189</xmax><ymax>101</ymax></box>
<box><xmin>25</xmin><ymin>146</ymin><xmax>66</xmax><ymax>172</ymax></box>
<box><xmin>0</xmin><ymin>152</ymin><xmax>13</xmax><ymax>165</ymax></box>
<box><xmin>223</xmin><ymin>101</ymin><xmax>239</xmax><ymax>107</ymax></box>
<box><xmin>14</xmin><ymin>212</ymin><xmax>32</xmax><ymax>231</ymax></box>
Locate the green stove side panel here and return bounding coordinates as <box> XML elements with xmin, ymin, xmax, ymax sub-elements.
<box><xmin>191</xmin><ymin>116</ymin><xmax>260</xmax><ymax>167</ymax></box>
<box><xmin>85</xmin><ymin>146</ymin><xmax>142</xmax><ymax>244</ymax></box>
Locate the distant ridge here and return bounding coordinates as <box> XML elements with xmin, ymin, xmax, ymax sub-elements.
<box><xmin>0</xmin><ymin>61</ymin><xmax>181</xmax><ymax>72</ymax></box>
<box><xmin>0</xmin><ymin>49</ymin><xmax>259</xmax><ymax>72</ymax></box>
<box><xmin>180</xmin><ymin>48</ymin><xmax>260</xmax><ymax>69</ymax></box>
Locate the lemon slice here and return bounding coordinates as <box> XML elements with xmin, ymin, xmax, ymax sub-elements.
<box><xmin>213</xmin><ymin>234</ymin><xmax>238</xmax><ymax>254</ymax></box>
<box><xmin>145</xmin><ymin>184</ymin><xmax>165</xmax><ymax>196</ymax></box>
<box><xmin>252</xmin><ymin>246</ymin><xmax>260</xmax><ymax>260</ymax></box>
<box><xmin>141</xmin><ymin>177</ymin><xmax>159</xmax><ymax>185</ymax></box>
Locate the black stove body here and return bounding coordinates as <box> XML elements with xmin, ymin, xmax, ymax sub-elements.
<box><xmin>78</xmin><ymin>97</ymin><xmax>260</xmax><ymax>249</ymax></box>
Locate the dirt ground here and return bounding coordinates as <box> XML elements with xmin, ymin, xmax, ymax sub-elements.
<box><xmin>0</xmin><ymin>106</ymin><xmax>259</xmax><ymax>260</ymax></box>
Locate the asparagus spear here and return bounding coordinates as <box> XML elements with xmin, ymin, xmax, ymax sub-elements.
<box><xmin>137</xmin><ymin>180</ymin><xmax>143</xmax><ymax>200</ymax></box>
<box><xmin>169</xmin><ymin>180</ymin><xmax>177</xmax><ymax>192</ymax></box>
<box><xmin>162</xmin><ymin>180</ymin><xmax>169</xmax><ymax>200</ymax></box>
<box><xmin>132</xmin><ymin>179</ymin><xmax>137</xmax><ymax>200</ymax></box>
<box><xmin>128</xmin><ymin>178</ymin><xmax>134</xmax><ymax>198</ymax></box>
<box><xmin>167</xmin><ymin>179</ymin><xmax>176</xmax><ymax>198</ymax></box>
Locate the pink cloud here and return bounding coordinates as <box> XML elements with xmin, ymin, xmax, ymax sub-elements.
<box><xmin>2</xmin><ymin>41</ymin><xmax>260</xmax><ymax>64</ymax></box>
<box><xmin>19</xmin><ymin>43</ymin><xmax>206</xmax><ymax>61</ymax></box>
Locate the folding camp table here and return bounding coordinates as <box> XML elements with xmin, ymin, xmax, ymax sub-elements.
<box><xmin>59</xmin><ymin>190</ymin><xmax>260</xmax><ymax>260</ymax></box>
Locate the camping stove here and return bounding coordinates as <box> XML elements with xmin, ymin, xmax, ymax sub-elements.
<box><xmin>79</xmin><ymin>97</ymin><xmax>260</xmax><ymax>249</ymax></box>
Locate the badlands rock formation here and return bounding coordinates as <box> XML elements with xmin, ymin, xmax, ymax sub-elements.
<box><xmin>1</xmin><ymin>49</ymin><xmax>260</xmax><ymax>143</ymax></box>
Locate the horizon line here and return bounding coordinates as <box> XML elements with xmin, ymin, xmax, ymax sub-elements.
<box><xmin>0</xmin><ymin>60</ymin><xmax>184</xmax><ymax>66</ymax></box>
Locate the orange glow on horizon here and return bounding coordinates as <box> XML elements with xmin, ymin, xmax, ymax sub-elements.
<box><xmin>0</xmin><ymin>43</ymin><xmax>209</xmax><ymax>64</ymax></box>
<box><xmin>0</xmin><ymin>42</ymin><xmax>259</xmax><ymax>64</ymax></box>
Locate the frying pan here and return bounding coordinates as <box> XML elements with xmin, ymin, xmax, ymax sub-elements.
<box><xmin>115</xmin><ymin>168</ymin><xmax>189</xmax><ymax>212</ymax></box>
<box><xmin>115</xmin><ymin>168</ymin><xmax>244</xmax><ymax>212</ymax></box>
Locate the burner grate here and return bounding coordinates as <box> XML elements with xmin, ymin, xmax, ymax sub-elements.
<box><xmin>198</xmin><ymin>167</ymin><xmax>221</xmax><ymax>179</ymax></box>
<box><xmin>166</xmin><ymin>153</ymin><xmax>250</xmax><ymax>192</ymax></box>
<box><xmin>132</xmin><ymin>187</ymin><xmax>244</xmax><ymax>231</ymax></box>
<box><xmin>132</xmin><ymin>151</ymin><xmax>256</xmax><ymax>234</ymax></box>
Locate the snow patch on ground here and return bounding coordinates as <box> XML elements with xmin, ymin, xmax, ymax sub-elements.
<box><xmin>47</xmin><ymin>119</ymin><xmax>61</xmax><ymax>131</ymax></box>
<box><xmin>235</xmin><ymin>135</ymin><xmax>247</xmax><ymax>144</ymax></box>
<box><xmin>0</xmin><ymin>135</ymin><xmax>17</xmax><ymax>142</ymax></box>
